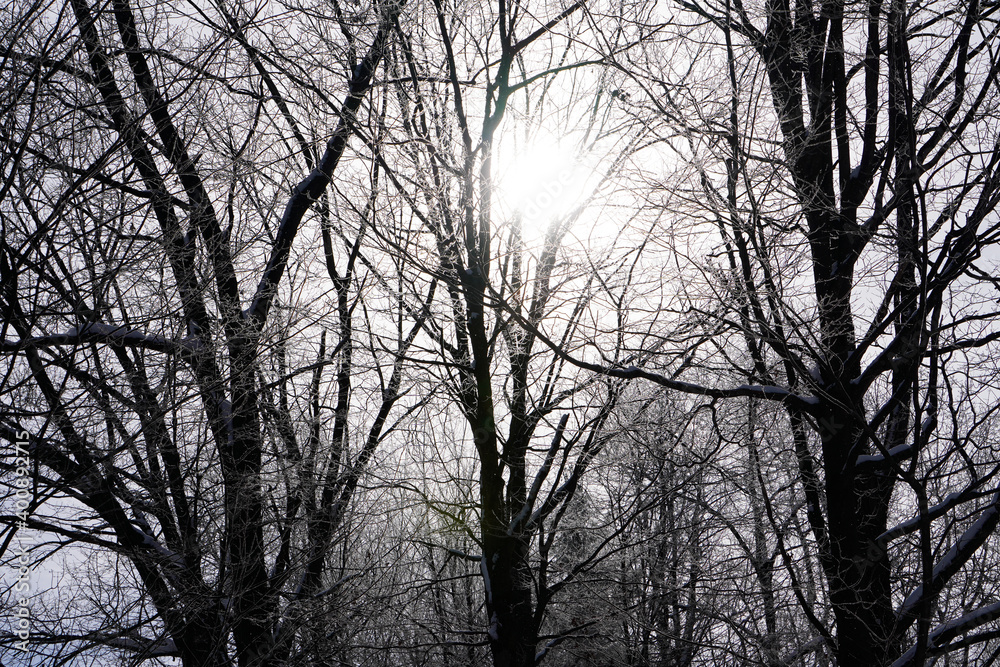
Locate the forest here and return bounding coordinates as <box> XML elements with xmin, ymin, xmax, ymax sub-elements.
<box><xmin>2</xmin><ymin>0</ymin><xmax>1000</xmax><ymax>665</ymax></box>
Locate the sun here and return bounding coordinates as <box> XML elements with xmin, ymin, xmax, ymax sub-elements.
<box><xmin>494</xmin><ymin>135</ymin><xmax>590</xmax><ymax>236</ymax></box>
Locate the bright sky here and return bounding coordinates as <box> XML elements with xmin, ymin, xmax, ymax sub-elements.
<box><xmin>494</xmin><ymin>134</ymin><xmax>593</xmax><ymax>242</ymax></box>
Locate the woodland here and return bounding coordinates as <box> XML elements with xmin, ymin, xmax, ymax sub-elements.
<box><xmin>2</xmin><ymin>0</ymin><xmax>1000</xmax><ymax>665</ymax></box>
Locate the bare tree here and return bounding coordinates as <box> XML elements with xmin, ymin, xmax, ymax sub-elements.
<box><xmin>566</xmin><ymin>0</ymin><xmax>1000</xmax><ymax>664</ymax></box>
<box><xmin>0</xmin><ymin>0</ymin><xmax>415</xmax><ymax>665</ymax></box>
<box><xmin>365</xmin><ymin>1</ymin><xmax>666</xmax><ymax>664</ymax></box>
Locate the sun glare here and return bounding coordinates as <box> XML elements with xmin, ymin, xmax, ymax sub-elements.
<box><xmin>495</xmin><ymin>136</ymin><xmax>591</xmax><ymax>237</ymax></box>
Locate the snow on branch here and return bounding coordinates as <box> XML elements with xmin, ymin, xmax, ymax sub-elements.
<box><xmin>896</xmin><ymin>493</ymin><xmax>1000</xmax><ymax>628</ymax></box>
<box><xmin>96</xmin><ymin>634</ymin><xmax>179</xmax><ymax>657</ymax></box>
<box><xmin>0</xmin><ymin>322</ymin><xmax>197</xmax><ymax>357</ymax></box>
<box><xmin>892</xmin><ymin>601</ymin><xmax>1000</xmax><ymax>666</ymax></box>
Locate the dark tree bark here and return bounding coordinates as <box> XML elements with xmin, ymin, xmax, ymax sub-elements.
<box><xmin>0</xmin><ymin>1</ymin><xmax>408</xmax><ymax>664</ymax></box>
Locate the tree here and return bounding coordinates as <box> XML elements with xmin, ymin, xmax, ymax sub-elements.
<box><xmin>573</xmin><ymin>0</ymin><xmax>1000</xmax><ymax>663</ymax></box>
<box><xmin>364</xmin><ymin>1</ymin><xmax>663</xmax><ymax>664</ymax></box>
<box><xmin>0</xmin><ymin>0</ymin><xmax>415</xmax><ymax>664</ymax></box>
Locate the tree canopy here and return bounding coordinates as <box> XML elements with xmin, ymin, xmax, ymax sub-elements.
<box><xmin>2</xmin><ymin>0</ymin><xmax>1000</xmax><ymax>666</ymax></box>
